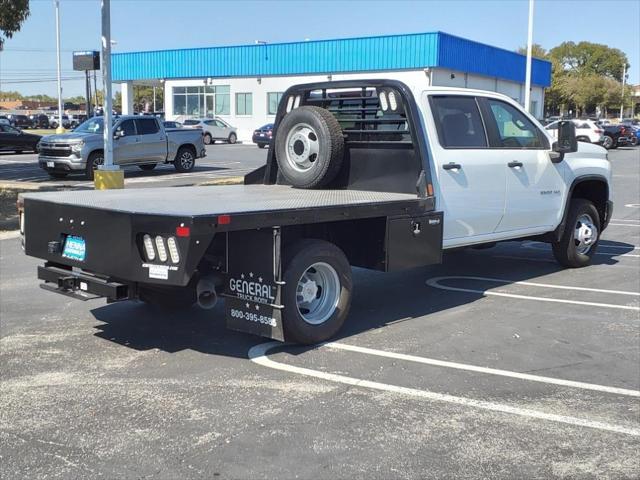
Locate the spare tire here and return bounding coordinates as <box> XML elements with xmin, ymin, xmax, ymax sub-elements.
<box><xmin>275</xmin><ymin>106</ymin><xmax>344</xmax><ymax>188</ymax></box>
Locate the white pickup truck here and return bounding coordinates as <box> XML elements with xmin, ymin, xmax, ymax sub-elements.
<box><xmin>21</xmin><ymin>79</ymin><xmax>612</xmax><ymax>344</ymax></box>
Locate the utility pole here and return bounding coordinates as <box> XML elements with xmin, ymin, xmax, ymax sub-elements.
<box><xmin>524</xmin><ymin>0</ymin><xmax>534</xmax><ymax>114</ymax></box>
<box><xmin>620</xmin><ymin>63</ymin><xmax>627</xmax><ymax>121</ymax></box>
<box><xmin>95</xmin><ymin>0</ymin><xmax>123</xmax><ymax>189</ymax></box>
<box><xmin>54</xmin><ymin>0</ymin><xmax>64</xmax><ymax>133</ymax></box>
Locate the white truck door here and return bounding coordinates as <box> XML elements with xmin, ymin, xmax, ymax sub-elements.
<box><xmin>425</xmin><ymin>94</ymin><xmax>507</xmax><ymax>243</ymax></box>
<box><xmin>481</xmin><ymin>98</ymin><xmax>566</xmax><ymax>232</ymax></box>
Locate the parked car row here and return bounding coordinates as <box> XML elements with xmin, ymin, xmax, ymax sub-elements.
<box><xmin>545</xmin><ymin>118</ymin><xmax>638</xmax><ymax>150</ymax></box>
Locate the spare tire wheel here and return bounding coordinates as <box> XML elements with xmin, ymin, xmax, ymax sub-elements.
<box><xmin>275</xmin><ymin>106</ymin><xmax>344</xmax><ymax>188</ymax></box>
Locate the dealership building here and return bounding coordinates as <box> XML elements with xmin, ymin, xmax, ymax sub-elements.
<box><xmin>112</xmin><ymin>32</ymin><xmax>551</xmax><ymax>141</ymax></box>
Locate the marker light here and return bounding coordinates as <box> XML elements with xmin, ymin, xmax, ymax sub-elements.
<box><xmin>388</xmin><ymin>91</ymin><xmax>398</xmax><ymax>111</ymax></box>
<box><xmin>155</xmin><ymin>236</ymin><xmax>167</xmax><ymax>262</ymax></box>
<box><xmin>176</xmin><ymin>226</ymin><xmax>190</xmax><ymax>237</ymax></box>
<box><xmin>218</xmin><ymin>214</ymin><xmax>231</xmax><ymax>225</ymax></box>
<box><xmin>143</xmin><ymin>234</ymin><xmax>156</xmax><ymax>261</ymax></box>
<box><xmin>286</xmin><ymin>96</ymin><xmax>294</xmax><ymax>112</ymax></box>
<box><xmin>379</xmin><ymin>91</ymin><xmax>388</xmax><ymax>111</ymax></box>
<box><xmin>167</xmin><ymin>237</ymin><xmax>180</xmax><ymax>264</ymax></box>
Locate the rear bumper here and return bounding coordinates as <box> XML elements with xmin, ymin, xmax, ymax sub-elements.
<box><xmin>38</xmin><ymin>262</ymin><xmax>131</xmax><ymax>301</ymax></box>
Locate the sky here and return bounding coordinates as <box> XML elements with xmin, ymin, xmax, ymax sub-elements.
<box><xmin>1</xmin><ymin>0</ymin><xmax>639</xmax><ymax>98</ymax></box>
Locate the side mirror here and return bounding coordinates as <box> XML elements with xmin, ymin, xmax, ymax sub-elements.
<box><xmin>114</xmin><ymin>129</ymin><xmax>125</xmax><ymax>139</ymax></box>
<box><xmin>551</xmin><ymin>121</ymin><xmax>577</xmax><ymax>163</ymax></box>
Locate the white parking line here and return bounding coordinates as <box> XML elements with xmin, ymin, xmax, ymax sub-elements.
<box><xmin>624</xmin><ymin>204</ymin><xmax>640</xmax><ymax>208</ymax></box>
<box><xmin>249</xmin><ymin>342</ymin><xmax>640</xmax><ymax>436</ymax></box>
<box><xmin>611</xmin><ymin>219</ymin><xmax>640</xmax><ymax>223</ymax></box>
<box><xmin>426</xmin><ymin>276</ymin><xmax>640</xmax><ymax>311</ymax></box>
<box><xmin>323</xmin><ymin>342</ymin><xmax>640</xmax><ymax>397</ymax></box>
<box><xmin>608</xmin><ymin>223</ymin><xmax>640</xmax><ymax>227</ymax></box>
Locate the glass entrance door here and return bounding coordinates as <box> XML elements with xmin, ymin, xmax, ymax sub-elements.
<box><xmin>204</xmin><ymin>95</ymin><xmax>215</xmax><ymax>118</ymax></box>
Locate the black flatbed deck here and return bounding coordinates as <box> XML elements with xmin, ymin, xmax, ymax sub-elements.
<box><xmin>23</xmin><ymin>184</ymin><xmax>431</xmax><ymax>231</ymax></box>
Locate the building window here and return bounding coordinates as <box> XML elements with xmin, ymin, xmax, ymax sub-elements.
<box><xmin>236</xmin><ymin>93</ymin><xmax>253</xmax><ymax>116</ymax></box>
<box><xmin>172</xmin><ymin>85</ymin><xmax>230</xmax><ymax>117</ymax></box>
<box><xmin>214</xmin><ymin>85</ymin><xmax>230</xmax><ymax>115</ymax></box>
<box><xmin>267</xmin><ymin>92</ymin><xmax>284</xmax><ymax>115</ymax></box>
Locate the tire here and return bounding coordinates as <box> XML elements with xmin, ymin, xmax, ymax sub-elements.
<box><xmin>275</xmin><ymin>106</ymin><xmax>344</xmax><ymax>189</ymax></box>
<box><xmin>552</xmin><ymin>199</ymin><xmax>601</xmax><ymax>268</ymax></box>
<box><xmin>631</xmin><ymin>136</ymin><xmax>639</xmax><ymax>146</ymax></box>
<box><xmin>84</xmin><ymin>151</ymin><xmax>104</xmax><ymax>180</ymax></box>
<box><xmin>139</xmin><ymin>284</ymin><xmax>196</xmax><ymax>310</ymax></box>
<box><xmin>576</xmin><ymin>136</ymin><xmax>590</xmax><ymax>143</ymax></box>
<box><xmin>281</xmin><ymin>239</ymin><xmax>352</xmax><ymax>344</ymax></box>
<box><xmin>203</xmin><ymin>133</ymin><xmax>212</xmax><ymax>145</ymax></box>
<box><xmin>48</xmin><ymin>172</ymin><xmax>68</xmax><ymax>179</ymax></box>
<box><xmin>601</xmin><ymin>135</ymin><xmax>613</xmax><ymax>150</ymax></box>
<box><xmin>258</xmin><ymin>143</ymin><xmax>267</xmax><ymax>149</ymax></box>
<box><xmin>227</xmin><ymin>132</ymin><xmax>237</xmax><ymax>144</ymax></box>
<box><xmin>139</xmin><ymin>164</ymin><xmax>157</xmax><ymax>171</ymax></box>
<box><xmin>174</xmin><ymin>146</ymin><xmax>196</xmax><ymax>172</ymax></box>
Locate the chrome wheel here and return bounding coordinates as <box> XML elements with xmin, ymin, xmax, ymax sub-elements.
<box><xmin>602</xmin><ymin>136</ymin><xmax>613</xmax><ymax>149</ymax></box>
<box><xmin>574</xmin><ymin>213</ymin><xmax>598</xmax><ymax>255</ymax></box>
<box><xmin>296</xmin><ymin>262</ymin><xmax>340</xmax><ymax>325</ymax></box>
<box><xmin>179</xmin><ymin>151</ymin><xmax>194</xmax><ymax>170</ymax></box>
<box><xmin>285</xmin><ymin>123</ymin><xmax>320</xmax><ymax>172</ymax></box>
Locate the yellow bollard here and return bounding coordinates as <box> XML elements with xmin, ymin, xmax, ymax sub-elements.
<box><xmin>55</xmin><ymin>127</ymin><xmax>66</xmax><ymax>134</ymax></box>
<box><xmin>94</xmin><ymin>169</ymin><xmax>124</xmax><ymax>190</ymax></box>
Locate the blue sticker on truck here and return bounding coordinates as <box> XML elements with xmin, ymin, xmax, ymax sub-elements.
<box><xmin>62</xmin><ymin>235</ymin><xmax>86</xmax><ymax>261</ymax></box>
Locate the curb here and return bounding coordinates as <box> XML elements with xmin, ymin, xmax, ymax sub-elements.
<box><xmin>198</xmin><ymin>176</ymin><xmax>245</xmax><ymax>186</ymax></box>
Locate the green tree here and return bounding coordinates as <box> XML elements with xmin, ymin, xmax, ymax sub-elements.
<box><xmin>549</xmin><ymin>41</ymin><xmax>628</xmax><ymax>81</ymax></box>
<box><xmin>516</xmin><ymin>43</ymin><xmax>548</xmax><ymax>59</ymax></box>
<box><xmin>0</xmin><ymin>0</ymin><xmax>30</xmax><ymax>50</ymax></box>
<box><xmin>0</xmin><ymin>90</ymin><xmax>23</xmax><ymax>100</ymax></box>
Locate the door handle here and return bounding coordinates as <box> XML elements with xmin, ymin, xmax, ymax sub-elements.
<box><xmin>508</xmin><ymin>161</ymin><xmax>523</xmax><ymax>168</ymax></box>
<box><xmin>443</xmin><ymin>162</ymin><xmax>462</xmax><ymax>170</ymax></box>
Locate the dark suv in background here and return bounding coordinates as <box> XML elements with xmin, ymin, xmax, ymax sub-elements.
<box><xmin>7</xmin><ymin>114</ymin><xmax>33</xmax><ymax>129</ymax></box>
<box><xmin>29</xmin><ymin>114</ymin><xmax>50</xmax><ymax>129</ymax></box>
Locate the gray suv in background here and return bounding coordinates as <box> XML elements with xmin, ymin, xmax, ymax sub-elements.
<box><xmin>38</xmin><ymin>115</ymin><xmax>206</xmax><ymax>180</ymax></box>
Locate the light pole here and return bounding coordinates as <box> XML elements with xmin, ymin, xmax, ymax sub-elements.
<box><xmin>620</xmin><ymin>63</ymin><xmax>627</xmax><ymax>121</ymax></box>
<box><xmin>524</xmin><ymin>0</ymin><xmax>534</xmax><ymax>114</ymax></box>
<box><xmin>54</xmin><ymin>0</ymin><xmax>65</xmax><ymax>133</ymax></box>
<box><xmin>95</xmin><ymin>0</ymin><xmax>123</xmax><ymax>189</ymax></box>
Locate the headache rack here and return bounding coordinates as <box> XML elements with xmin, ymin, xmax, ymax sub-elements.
<box><xmin>256</xmin><ymin>79</ymin><xmax>433</xmax><ymax>196</ymax></box>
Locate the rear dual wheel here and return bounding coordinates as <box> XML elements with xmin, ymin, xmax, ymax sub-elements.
<box><xmin>281</xmin><ymin>239</ymin><xmax>352</xmax><ymax>344</ymax></box>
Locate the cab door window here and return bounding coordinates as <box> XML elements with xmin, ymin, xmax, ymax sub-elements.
<box><xmin>429</xmin><ymin>96</ymin><xmax>488</xmax><ymax>148</ymax></box>
<box><xmin>484</xmin><ymin>99</ymin><xmax>548</xmax><ymax>149</ymax></box>
<box><xmin>117</xmin><ymin>119</ymin><xmax>137</xmax><ymax>136</ymax></box>
<box><xmin>135</xmin><ymin>118</ymin><xmax>160</xmax><ymax>135</ymax></box>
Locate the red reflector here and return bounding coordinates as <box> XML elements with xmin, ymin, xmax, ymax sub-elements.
<box><xmin>218</xmin><ymin>214</ymin><xmax>231</xmax><ymax>225</ymax></box>
<box><xmin>176</xmin><ymin>226</ymin><xmax>190</xmax><ymax>237</ymax></box>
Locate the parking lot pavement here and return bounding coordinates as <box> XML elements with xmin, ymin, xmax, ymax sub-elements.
<box><xmin>0</xmin><ymin>143</ymin><xmax>268</xmax><ymax>188</ymax></box>
<box><xmin>1</xmin><ymin>147</ymin><xmax>639</xmax><ymax>478</ymax></box>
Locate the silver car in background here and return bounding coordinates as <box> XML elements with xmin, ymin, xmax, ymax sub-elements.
<box><xmin>183</xmin><ymin>118</ymin><xmax>238</xmax><ymax>145</ymax></box>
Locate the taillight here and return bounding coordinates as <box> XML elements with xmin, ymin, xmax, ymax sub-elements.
<box><xmin>595</xmin><ymin>129</ymin><xmax>603</xmax><ymax>133</ymax></box>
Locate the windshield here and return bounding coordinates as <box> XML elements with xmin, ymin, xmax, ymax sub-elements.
<box><xmin>183</xmin><ymin>120</ymin><xmax>200</xmax><ymax>126</ymax></box>
<box><xmin>74</xmin><ymin>117</ymin><xmax>105</xmax><ymax>134</ymax></box>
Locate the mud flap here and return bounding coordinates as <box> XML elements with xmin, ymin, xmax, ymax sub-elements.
<box><xmin>222</xmin><ymin>228</ymin><xmax>285</xmax><ymax>341</ymax></box>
